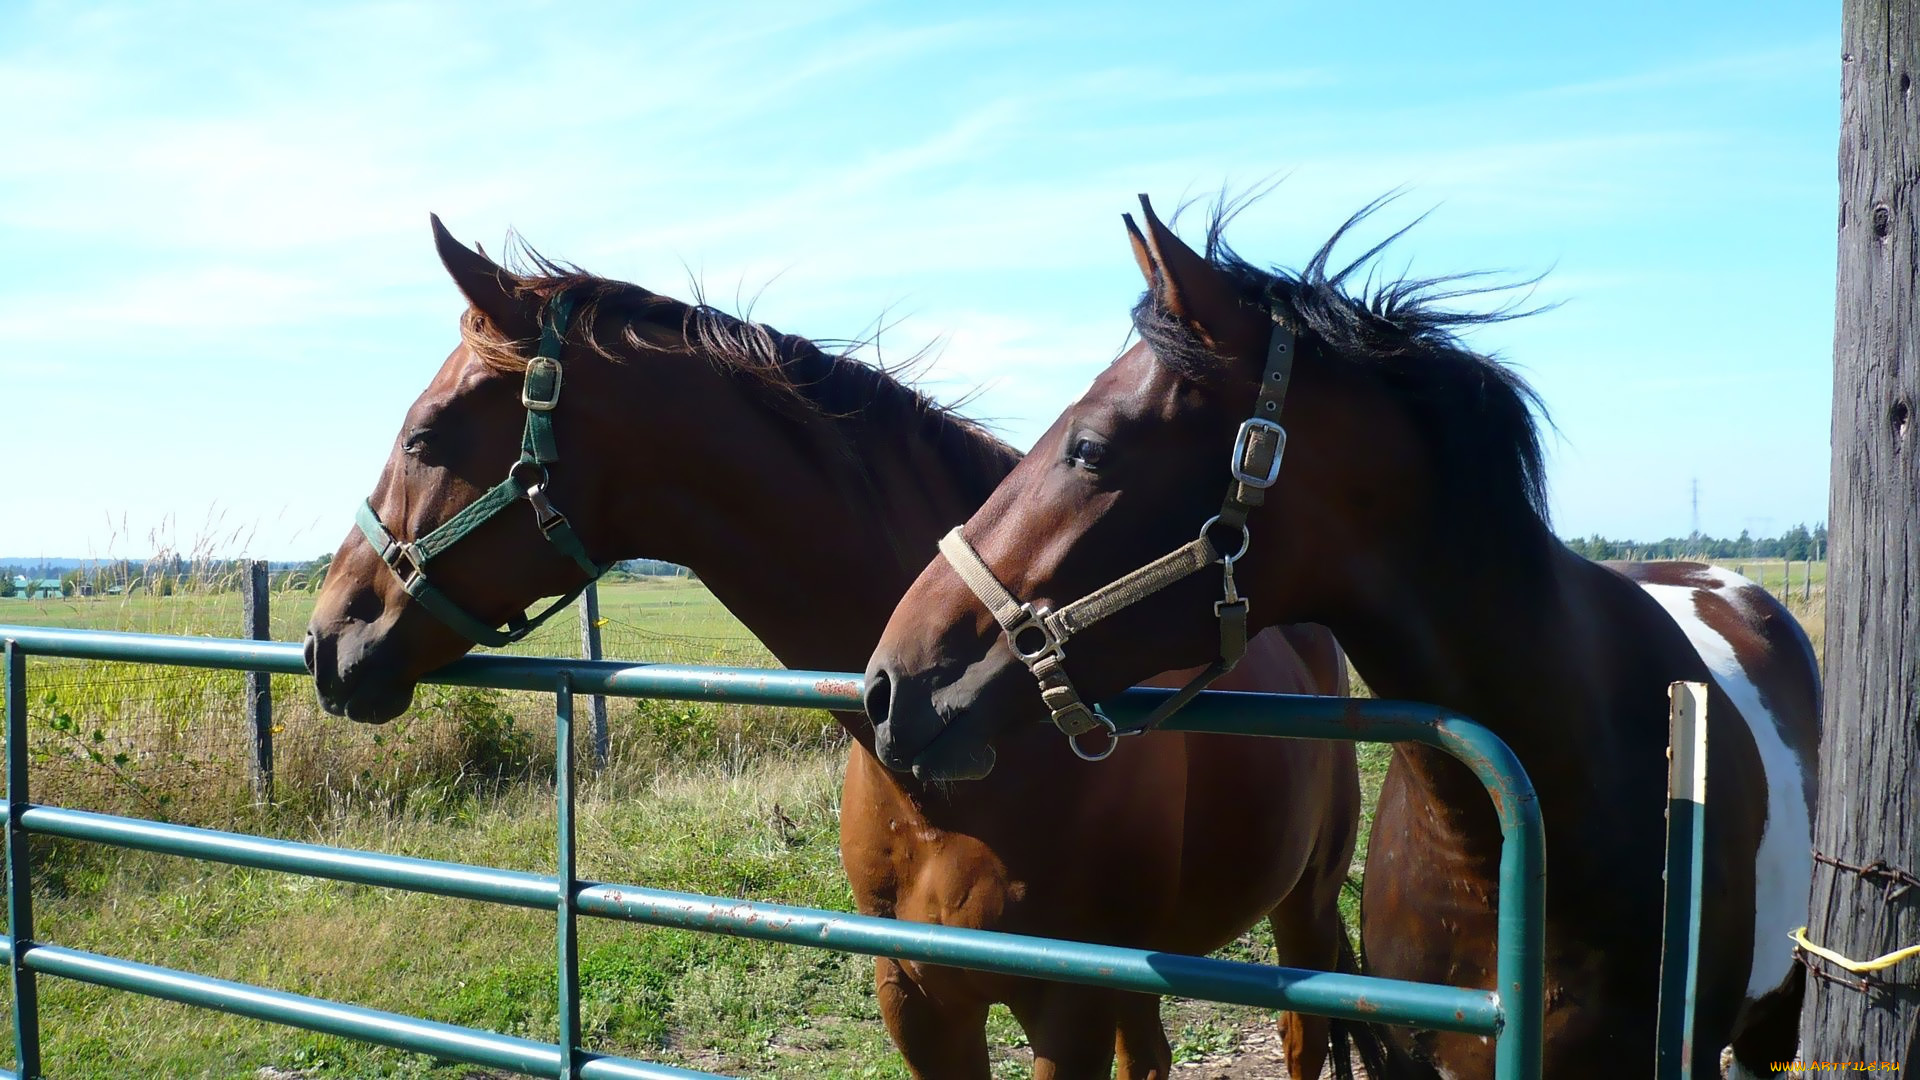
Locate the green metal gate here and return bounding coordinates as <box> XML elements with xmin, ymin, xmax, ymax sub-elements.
<box><xmin>0</xmin><ymin>625</ymin><xmax>1545</xmax><ymax>1079</ymax></box>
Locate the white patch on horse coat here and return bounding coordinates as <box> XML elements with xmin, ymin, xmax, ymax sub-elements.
<box><xmin>1639</xmin><ymin>574</ymin><xmax>1811</xmax><ymax>1002</ymax></box>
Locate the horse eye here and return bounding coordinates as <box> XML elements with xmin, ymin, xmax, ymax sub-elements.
<box><xmin>1068</xmin><ymin>437</ymin><xmax>1106</xmax><ymax>469</ymax></box>
<box><xmin>403</xmin><ymin>429</ymin><xmax>436</xmax><ymax>457</ymax></box>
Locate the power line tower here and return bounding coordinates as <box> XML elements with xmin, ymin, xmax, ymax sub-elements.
<box><xmin>1689</xmin><ymin>477</ymin><xmax>1701</xmax><ymax>556</ymax></box>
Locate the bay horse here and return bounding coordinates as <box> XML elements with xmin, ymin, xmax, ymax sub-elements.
<box><xmin>303</xmin><ymin>217</ymin><xmax>1366</xmax><ymax>1079</ymax></box>
<box><xmin>863</xmin><ymin>196</ymin><xmax>1821</xmax><ymax>1079</ymax></box>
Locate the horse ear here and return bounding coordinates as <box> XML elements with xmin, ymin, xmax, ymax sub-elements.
<box><xmin>1129</xmin><ymin>195</ymin><xmax>1259</xmax><ymax>358</ymax></box>
<box><xmin>430</xmin><ymin>214</ymin><xmax>539</xmax><ymax>343</ymax></box>
<box><xmin>1123</xmin><ymin>212</ymin><xmax>1157</xmax><ymax>286</ymax></box>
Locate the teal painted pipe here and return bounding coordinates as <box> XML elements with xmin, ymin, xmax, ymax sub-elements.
<box><xmin>4</xmin><ymin>641</ymin><xmax>42</xmax><ymax>1080</ymax></box>
<box><xmin>12</xmin><ymin>943</ymin><xmax>721</xmax><ymax>1080</ymax></box>
<box><xmin>1656</xmin><ymin>682</ymin><xmax>1708</xmax><ymax>1078</ymax></box>
<box><xmin>0</xmin><ymin>626</ymin><xmax>865</xmax><ymax>709</ymax></box>
<box><xmin>555</xmin><ymin>677</ymin><xmax>582</xmax><ymax>1080</ymax></box>
<box><xmin>1133</xmin><ymin>689</ymin><xmax>1546</xmax><ymax>1078</ymax></box>
<box><xmin>0</xmin><ymin>626</ymin><xmax>1544</xmax><ymax>1076</ymax></box>
<box><xmin>15</xmin><ymin>804</ymin><xmax>1501</xmax><ymax>1033</ymax></box>
<box><xmin>17</xmin><ymin>805</ymin><xmax>557</xmax><ymax>909</ymax></box>
<box><xmin>571</xmin><ymin>884</ymin><xmax>1500</xmax><ymax>1033</ymax></box>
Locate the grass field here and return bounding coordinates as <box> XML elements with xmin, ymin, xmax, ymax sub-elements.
<box><xmin>0</xmin><ymin>578</ymin><xmax>1291</xmax><ymax>1076</ymax></box>
<box><xmin>0</xmin><ymin>560</ymin><xmax>1830</xmax><ymax>1077</ymax></box>
<box><xmin>0</xmin><ymin>576</ymin><xmax>765</xmax><ymax>663</ymax></box>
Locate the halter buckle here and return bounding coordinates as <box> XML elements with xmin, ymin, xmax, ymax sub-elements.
<box><xmin>389</xmin><ymin>540</ymin><xmax>426</xmax><ymax>580</ymax></box>
<box><xmin>400</xmin><ymin>563</ymin><xmax>430</xmax><ymax>598</ymax></box>
<box><xmin>1006</xmin><ymin>602</ymin><xmax>1065</xmax><ymax>664</ymax></box>
<box><xmin>521</xmin><ymin>356</ymin><xmax>564</xmax><ymax>412</ymax></box>
<box><xmin>1229</xmin><ymin>417</ymin><xmax>1287</xmax><ymax>489</ymax></box>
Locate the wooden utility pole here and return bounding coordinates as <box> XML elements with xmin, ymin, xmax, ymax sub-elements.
<box><xmin>1800</xmin><ymin>0</ymin><xmax>1920</xmax><ymax>1061</ymax></box>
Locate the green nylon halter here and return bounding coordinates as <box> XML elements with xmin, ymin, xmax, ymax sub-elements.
<box><xmin>356</xmin><ymin>291</ymin><xmax>609</xmax><ymax>647</ymax></box>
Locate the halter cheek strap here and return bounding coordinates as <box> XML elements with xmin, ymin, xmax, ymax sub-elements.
<box><xmin>357</xmin><ymin>291</ymin><xmax>610</xmax><ymax>648</ymax></box>
<box><xmin>938</xmin><ymin>315</ymin><xmax>1296</xmax><ymax>754</ymax></box>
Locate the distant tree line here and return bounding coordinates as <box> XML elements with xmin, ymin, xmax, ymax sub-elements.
<box><xmin>290</xmin><ymin>554</ymin><xmax>692</xmax><ymax>594</ymax></box>
<box><xmin>612</xmin><ymin>559</ymin><xmax>694</xmax><ymax>580</ymax></box>
<box><xmin>1563</xmin><ymin>522</ymin><xmax>1827</xmax><ymax>562</ymax></box>
<box><xmin>1</xmin><ymin>556</ymin><xmax>330</xmax><ymax>598</ymax></box>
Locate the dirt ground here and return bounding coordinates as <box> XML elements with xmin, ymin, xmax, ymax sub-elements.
<box><xmin>1171</xmin><ymin>1020</ymin><xmax>1363</xmax><ymax>1080</ymax></box>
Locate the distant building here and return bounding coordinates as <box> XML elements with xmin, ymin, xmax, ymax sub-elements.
<box><xmin>9</xmin><ymin>576</ymin><xmax>63</xmax><ymax>600</ymax></box>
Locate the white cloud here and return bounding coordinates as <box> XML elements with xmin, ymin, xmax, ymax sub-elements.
<box><xmin>0</xmin><ymin>3</ymin><xmax>1836</xmax><ymax>554</ymax></box>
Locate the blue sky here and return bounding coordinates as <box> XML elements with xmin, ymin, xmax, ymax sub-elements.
<box><xmin>1</xmin><ymin>1</ymin><xmax>1837</xmax><ymax>560</ymax></box>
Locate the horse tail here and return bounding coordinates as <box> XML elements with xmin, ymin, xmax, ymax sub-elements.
<box><xmin>1328</xmin><ymin>931</ymin><xmax>1392</xmax><ymax>1080</ymax></box>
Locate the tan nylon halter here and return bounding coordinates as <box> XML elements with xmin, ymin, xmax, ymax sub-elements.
<box><xmin>939</xmin><ymin>315</ymin><xmax>1297</xmax><ymax>757</ymax></box>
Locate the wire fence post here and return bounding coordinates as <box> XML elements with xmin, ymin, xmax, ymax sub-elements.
<box><xmin>243</xmin><ymin>560</ymin><xmax>273</xmax><ymax>803</ymax></box>
<box><xmin>578</xmin><ymin>584</ymin><xmax>609</xmax><ymax>769</ymax></box>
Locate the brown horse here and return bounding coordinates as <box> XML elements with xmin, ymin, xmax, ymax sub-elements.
<box><xmin>304</xmin><ymin>218</ymin><xmax>1365</xmax><ymax>1079</ymax></box>
<box><xmin>865</xmin><ymin>196</ymin><xmax>1822</xmax><ymax>1079</ymax></box>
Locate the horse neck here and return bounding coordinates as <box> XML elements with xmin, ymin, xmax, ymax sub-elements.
<box><xmin>1318</xmin><ymin>525</ymin><xmax>1631</xmax><ymax>815</ymax></box>
<box><xmin>597</xmin><ymin>352</ymin><xmax>1016</xmax><ymax>678</ymax></box>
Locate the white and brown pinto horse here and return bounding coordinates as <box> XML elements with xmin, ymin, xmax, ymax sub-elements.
<box><xmin>863</xmin><ymin>197</ymin><xmax>1821</xmax><ymax>1078</ymax></box>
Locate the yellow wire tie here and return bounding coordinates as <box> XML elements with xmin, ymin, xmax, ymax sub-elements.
<box><xmin>1790</xmin><ymin>926</ymin><xmax>1920</xmax><ymax>973</ymax></box>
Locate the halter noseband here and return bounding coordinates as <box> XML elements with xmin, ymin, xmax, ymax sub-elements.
<box><xmin>356</xmin><ymin>291</ymin><xmax>608</xmax><ymax>647</ymax></box>
<box><xmin>938</xmin><ymin>313</ymin><xmax>1295</xmax><ymax>760</ymax></box>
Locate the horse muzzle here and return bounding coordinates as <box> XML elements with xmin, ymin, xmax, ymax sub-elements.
<box><xmin>304</xmin><ymin>623</ymin><xmax>415</xmax><ymax>724</ymax></box>
<box><xmin>864</xmin><ymin>651</ymin><xmax>1030</xmax><ymax>782</ymax></box>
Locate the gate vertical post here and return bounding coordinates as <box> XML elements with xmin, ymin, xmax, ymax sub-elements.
<box><xmin>1448</xmin><ymin>716</ymin><xmax>1544</xmax><ymax>1080</ymax></box>
<box><xmin>1656</xmin><ymin>681</ymin><xmax>1708</xmax><ymax>1077</ymax></box>
<box><xmin>555</xmin><ymin>675</ymin><xmax>581</xmax><ymax>1079</ymax></box>
<box><xmin>5</xmin><ymin>641</ymin><xmax>41</xmax><ymax>1079</ymax></box>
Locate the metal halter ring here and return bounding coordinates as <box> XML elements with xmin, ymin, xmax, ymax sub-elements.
<box><xmin>1199</xmin><ymin>515</ymin><xmax>1252</xmax><ymax>563</ymax></box>
<box><xmin>509</xmin><ymin>459</ymin><xmax>550</xmax><ymax>492</ymax></box>
<box><xmin>1069</xmin><ymin>708</ymin><xmax>1124</xmax><ymax>762</ymax></box>
<box><xmin>1006</xmin><ymin>602</ymin><xmax>1065</xmax><ymax>663</ymax></box>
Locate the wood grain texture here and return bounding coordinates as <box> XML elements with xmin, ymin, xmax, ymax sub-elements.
<box><xmin>1801</xmin><ymin>0</ymin><xmax>1920</xmax><ymax>1060</ymax></box>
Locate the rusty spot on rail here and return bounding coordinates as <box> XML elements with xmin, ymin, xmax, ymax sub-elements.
<box><xmin>814</xmin><ymin>677</ymin><xmax>864</xmax><ymax>701</ymax></box>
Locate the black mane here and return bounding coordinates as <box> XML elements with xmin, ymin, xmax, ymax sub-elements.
<box><xmin>1132</xmin><ymin>197</ymin><xmax>1552</xmax><ymax>538</ymax></box>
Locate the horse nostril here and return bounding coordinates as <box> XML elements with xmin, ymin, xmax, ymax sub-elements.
<box><xmin>864</xmin><ymin>670</ymin><xmax>893</xmax><ymax>729</ymax></box>
<box><xmin>302</xmin><ymin>629</ymin><xmax>318</xmax><ymax>675</ymax></box>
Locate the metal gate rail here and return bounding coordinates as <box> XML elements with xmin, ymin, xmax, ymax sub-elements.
<box><xmin>0</xmin><ymin>625</ymin><xmax>1544</xmax><ymax>1079</ymax></box>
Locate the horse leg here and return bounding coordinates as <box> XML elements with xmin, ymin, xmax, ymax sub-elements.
<box><xmin>1009</xmin><ymin>983</ymin><xmax>1120</xmax><ymax>1080</ymax></box>
<box><xmin>1267</xmin><ymin>886</ymin><xmax>1348</xmax><ymax>1080</ymax></box>
<box><xmin>1111</xmin><ymin>991</ymin><xmax>1172</xmax><ymax>1080</ymax></box>
<box><xmin>874</xmin><ymin>958</ymin><xmax>991</xmax><ymax>1080</ymax></box>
